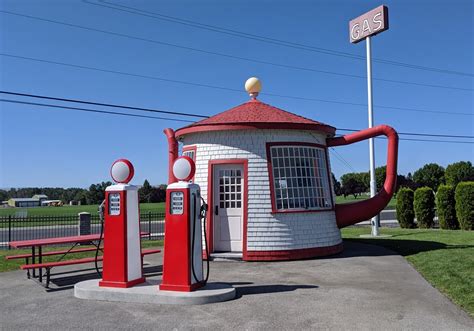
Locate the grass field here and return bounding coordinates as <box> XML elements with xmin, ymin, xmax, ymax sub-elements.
<box><xmin>1</xmin><ymin>196</ymin><xmax>395</xmax><ymax>217</ymax></box>
<box><xmin>336</xmin><ymin>195</ymin><xmax>397</xmax><ymax>209</ymax></box>
<box><xmin>0</xmin><ymin>240</ymin><xmax>163</xmax><ymax>273</ymax></box>
<box><xmin>0</xmin><ymin>202</ymin><xmax>165</xmax><ymax>217</ymax></box>
<box><xmin>341</xmin><ymin>227</ymin><xmax>474</xmax><ymax>316</ymax></box>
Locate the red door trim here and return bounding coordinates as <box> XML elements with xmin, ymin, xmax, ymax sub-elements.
<box><xmin>207</xmin><ymin>159</ymin><xmax>249</xmax><ymax>260</ymax></box>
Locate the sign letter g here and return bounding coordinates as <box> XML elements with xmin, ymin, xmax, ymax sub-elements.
<box><xmin>351</xmin><ymin>23</ymin><xmax>360</xmax><ymax>41</ymax></box>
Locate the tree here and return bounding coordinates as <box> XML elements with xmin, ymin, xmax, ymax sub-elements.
<box><xmin>413</xmin><ymin>163</ymin><xmax>445</xmax><ymax>191</ymax></box>
<box><xmin>397</xmin><ymin>173</ymin><xmax>418</xmax><ymax>191</ymax></box>
<box><xmin>396</xmin><ymin>188</ymin><xmax>416</xmax><ymax>228</ymax></box>
<box><xmin>436</xmin><ymin>185</ymin><xmax>458</xmax><ymax>230</ymax></box>
<box><xmin>359</xmin><ymin>172</ymin><xmax>370</xmax><ymax>191</ymax></box>
<box><xmin>332</xmin><ymin>173</ymin><xmax>342</xmax><ymax>196</ymax></box>
<box><xmin>139</xmin><ymin>180</ymin><xmax>153</xmax><ymax>203</ymax></box>
<box><xmin>375</xmin><ymin>166</ymin><xmax>386</xmax><ymax>191</ymax></box>
<box><xmin>414</xmin><ymin>187</ymin><xmax>435</xmax><ymax>228</ymax></box>
<box><xmin>87</xmin><ymin>182</ymin><xmax>111</xmax><ymax>205</ymax></box>
<box><xmin>455</xmin><ymin>182</ymin><xmax>474</xmax><ymax>230</ymax></box>
<box><xmin>156</xmin><ymin>185</ymin><xmax>167</xmax><ymax>202</ymax></box>
<box><xmin>74</xmin><ymin>190</ymin><xmax>88</xmax><ymax>205</ymax></box>
<box><xmin>445</xmin><ymin>161</ymin><xmax>474</xmax><ymax>187</ymax></box>
<box><xmin>341</xmin><ymin>173</ymin><xmax>367</xmax><ymax>198</ymax></box>
<box><xmin>0</xmin><ymin>189</ymin><xmax>8</xmax><ymax>202</ymax></box>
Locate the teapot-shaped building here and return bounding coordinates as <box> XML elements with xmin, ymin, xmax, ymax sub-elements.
<box><xmin>164</xmin><ymin>78</ymin><xmax>398</xmax><ymax>261</ymax></box>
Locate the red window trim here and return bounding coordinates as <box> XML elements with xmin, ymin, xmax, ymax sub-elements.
<box><xmin>265</xmin><ymin>142</ymin><xmax>335</xmax><ymax>214</ymax></box>
<box><xmin>182</xmin><ymin>145</ymin><xmax>197</xmax><ymax>160</ymax></box>
<box><xmin>206</xmin><ymin>159</ymin><xmax>249</xmax><ymax>260</ymax></box>
<box><xmin>182</xmin><ymin>145</ymin><xmax>197</xmax><ymax>181</ymax></box>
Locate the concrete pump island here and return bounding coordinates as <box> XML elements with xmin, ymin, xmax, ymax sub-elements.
<box><xmin>74</xmin><ymin>158</ymin><xmax>236</xmax><ymax>305</ymax></box>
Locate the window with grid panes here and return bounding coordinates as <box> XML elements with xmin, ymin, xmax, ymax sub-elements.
<box><xmin>269</xmin><ymin>145</ymin><xmax>332</xmax><ymax>211</ymax></box>
<box><xmin>218</xmin><ymin>169</ymin><xmax>242</xmax><ymax>209</ymax></box>
<box><xmin>182</xmin><ymin>149</ymin><xmax>195</xmax><ymax>161</ymax></box>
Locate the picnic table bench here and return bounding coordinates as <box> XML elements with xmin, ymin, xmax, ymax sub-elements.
<box><xmin>20</xmin><ymin>248</ymin><xmax>161</xmax><ymax>287</ymax></box>
<box><xmin>7</xmin><ymin>233</ymin><xmax>160</xmax><ymax>288</ymax></box>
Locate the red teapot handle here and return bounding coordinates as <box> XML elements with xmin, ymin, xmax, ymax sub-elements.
<box><xmin>326</xmin><ymin>125</ymin><xmax>399</xmax><ymax>228</ymax></box>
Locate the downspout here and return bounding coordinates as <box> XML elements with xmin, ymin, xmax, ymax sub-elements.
<box><xmin>163</xmin><ymin>128</ymin><xmax>178</xmax><ymax>184</ymax></box>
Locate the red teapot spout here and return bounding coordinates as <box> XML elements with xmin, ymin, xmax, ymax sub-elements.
<box><xmin>327</xmin><ymin>125</ymin><xmax>399</xmax><ymax>228</ymax></box>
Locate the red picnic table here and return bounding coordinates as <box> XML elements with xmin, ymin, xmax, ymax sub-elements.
<box><xmin>8</xmin><ymin>232</ymin><xmax>152</xmax><ymax>287</ymax></box>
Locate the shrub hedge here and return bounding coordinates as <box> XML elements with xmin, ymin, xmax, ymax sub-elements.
<box><xmin>414</xmin><ymin>187</ymin><xmax>435</xmax><ymax>228</ymax></box>
<box><xmin>396</xmin><ymin>188</ymin><xmax>415</xmax><ymax>228</ymax></box>
<box><xmin>455</xmin><ymin>182</ymin><xmax>474</xmax><ymax>230</ymax></box>
<box><xmin>436</xmin><ymin>185</ymin><xmax>458</xmax><ymax>230</ymax></box>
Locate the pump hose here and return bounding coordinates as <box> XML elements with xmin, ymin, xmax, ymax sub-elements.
<box><xmin>201</xmin><ymin>197</ymin><xmax>210</xmax><ymax>283</ymax></box>
<box><xmin>191</xmin><ymin>193</ymin><xmax>210</xmax><ymax>285</ymax></box>
<box><xmin>95</xmin><ymin>200</ymin><xmax>105</xmax><ymax>277</ymax></box>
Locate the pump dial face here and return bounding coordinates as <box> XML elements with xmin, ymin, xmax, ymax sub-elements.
<box><xmin>172</xmin><ymin>156</ymin><xmax>195</xmax><ymax>181</ymax></box>
<box><xmin>111</xmin><ymin>159</ymin><xmax>134</xmax><ymax>184</ymax></box>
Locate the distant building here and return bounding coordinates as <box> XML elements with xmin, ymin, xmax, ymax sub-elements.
<box><xmin>8</xmin><ymin>198</ymin><xmax>41</xmax><ymax>208</ymax></box>
<box><xmin>8</xmin><ymin>194</ymin><xmax>50</xmax><ymax>208</ymax></box>
<box><xmin>32</xmin><ymin>194</ymin><xmax>48</xmax><ymax>202</ymax></box>
<box><xmin>41</xmin><ymin>200</ymin><xmax>63</xmax><ymax>207</ymax></box>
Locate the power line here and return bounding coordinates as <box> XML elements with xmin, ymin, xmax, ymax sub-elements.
<box><xmin>2</xmin><ymin>53</ymin><xmax>472</xmax><ymax>117</ymax></box>
<box><xmin>3</xmin><ymin>10</ymin><xmax>470</xmax><ymax>93</ymax></box>
<box><xmin>334</xmin><ymin>134</ymin><xmax>473</xmax><ymax>144</ymax></box>
<box><xmin>3</xmin><ymin>90</ymin><xmax>474</xmax><ymax>140</ymax></box>
<box><xmin>0</xmin><ymin>99</ymin><xmax>194</xmax><ymax>123</ymax></box>
<box><xmin>0</xmin><ymin>91</ymin><xmax>208</xmax><ymax>118</ymax></box>
<box><xmin>397</xmin><ymin>138</ymin><xmax>473</xmax><ymax>144</ymax></box>
<box><xmin>337</xmin><ymin>128</ymin><xmax>474</xmax><ymax>139</ymax></box>
<box><xmin>2</xmin><ymin>98</ymin><xmax>472</xmax><ymax>144</ymax></box>
<box><xmin>312</xmin><ymin>130</ymin><xmax>357</xmax><ymax>171</ymax></box>
<box><xmin>330</xmin><ymin>148</ymin><xmax>356</xmax><ymax>172</ymax></box>
<box><xmin>88</xmin><ymin>0</ymin><xmax>474</xmax><ymax>77</ymax></box>
<box><xmin>330</xmin><ymin>150</ymin><xmax>354</xmax><ymax>172</ymax></box>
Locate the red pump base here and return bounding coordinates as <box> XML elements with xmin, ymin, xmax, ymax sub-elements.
<box><xmin>99</xmin><ymin>277</ymin><xmax>146</xmax><ymax>289</ymax></box>
<box><xmin>159</xmin><ymin>281</ymin><xmax>205</xmax><ymax>292</ymax></box>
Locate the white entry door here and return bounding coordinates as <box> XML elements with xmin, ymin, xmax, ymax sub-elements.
<box><xmin>213</xmin><ymin>164</ymin><xmax>244</xmax><ymax>252</ymax></box>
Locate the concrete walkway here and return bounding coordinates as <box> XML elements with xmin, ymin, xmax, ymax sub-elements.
<box><xmin>0</xmin><ymin>242</ymin><xmax>472</xmax><ymax>330</ymax></box>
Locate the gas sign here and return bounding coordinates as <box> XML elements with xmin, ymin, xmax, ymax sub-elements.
<box><xmin>349</xmin><ymin>5</ymin><xmax>389</xmax><ymax>43</ymax></box>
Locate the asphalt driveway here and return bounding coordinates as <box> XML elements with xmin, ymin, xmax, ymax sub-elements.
<box><xmin>0</xmin><ymin>241</ymin><xmax>472</xmax><ymax>330</ymax></box>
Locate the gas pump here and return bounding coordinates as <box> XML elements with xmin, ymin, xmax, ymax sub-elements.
<box><xmin>160</xmin><ymin>156</ymin><xmax>209</xmax><ymax>292</ymax></box>
<box><xmin>99</xmin><ymin>159</ymin><xmax>145</xmax><ymax>288</ymax></box>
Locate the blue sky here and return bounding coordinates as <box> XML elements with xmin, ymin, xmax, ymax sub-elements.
<box><xmin>0</xmin><ymin>0</ymin><xmax>472</xmax><ymax>188</ymax></box>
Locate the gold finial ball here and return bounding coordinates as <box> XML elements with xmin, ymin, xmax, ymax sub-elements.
<box><xmin>244</xmin><ymin>77</ymin><xmax>262</xmax><ymax>96</ymax></box>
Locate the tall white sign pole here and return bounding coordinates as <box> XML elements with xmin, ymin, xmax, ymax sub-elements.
<box><xmin>366</xmin><ymin>36</ymin><xmax>379</xmax><ymax>236</ymax></box>
<box><xmin>349</xmin><ymin>5</ymin><xmax>388</xmax><ymax>237</ymax></box>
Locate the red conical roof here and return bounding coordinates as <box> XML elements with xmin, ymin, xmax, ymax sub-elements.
<box><xmin>175</xmin><ymin>99</ymin><xmax>335</xmax><ymax>138</ymax></box>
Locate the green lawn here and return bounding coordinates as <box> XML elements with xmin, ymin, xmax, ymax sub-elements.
<box><xmin>2</xmin><ymin>198</ymin><xmax>393</xmax><ymax>216</ymax></box>
<box><xmin>0</xmin><ymin>202</ymin><xmax>165</xmax><ymax>217</ymax></box>
<box><xmin>341</xmin><ymin>227</ymin><xmax>474</xmax><ymax>316</ymax></box>
<box><xmin>336</xmin><ymin>195</ymin><xmax>397</xmax><ymax>209</ymax></box>
<box><xmin>0</xmin><ymin>240</ymin><xmax>163</xmax><ymax>273</ymax></box>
